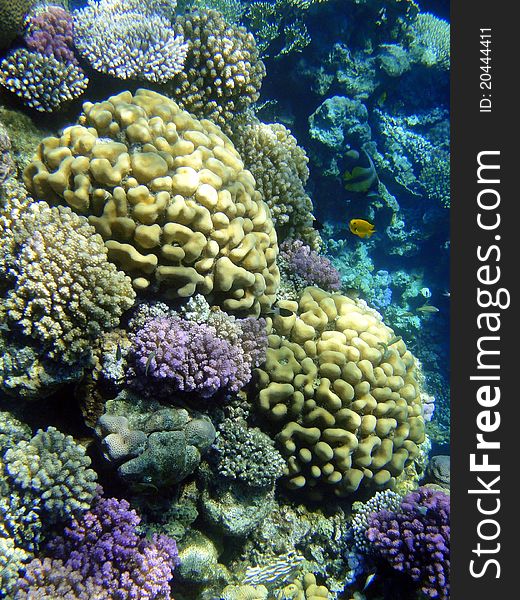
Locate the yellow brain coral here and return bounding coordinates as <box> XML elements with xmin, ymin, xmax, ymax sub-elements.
<box><xmin>23</xmin><ymin>89</ymin><xmax>279</xmax><ymax>316</ymax></box>
<box><xmin>255</xmin><ymin>287</ymin><xmax>425</xmax><ymax>498</ymax></box>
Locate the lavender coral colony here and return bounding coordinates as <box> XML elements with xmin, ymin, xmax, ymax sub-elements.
<box><xmin>0</xmin><ymin>1</ymin><xmax>450</xmax><ymax>599</ymax></box>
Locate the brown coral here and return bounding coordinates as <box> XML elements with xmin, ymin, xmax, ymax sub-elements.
<box><xmin>164</xmin><ymin>9</ymin><xmax>266</xmax><ymax>133</ymax></box>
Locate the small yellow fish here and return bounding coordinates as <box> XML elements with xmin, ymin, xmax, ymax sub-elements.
<box><xmin>349</xmin><ymin>219</ymin><xmax>375</xmax><ymax>239</ymax></box>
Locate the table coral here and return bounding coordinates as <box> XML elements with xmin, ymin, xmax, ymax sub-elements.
<box><xmin>24</xmin><ymin>89</ymin><xmax>280</xmax><ymax>316</ymax></box>
<box><xmin>255</xmin><ymin>287</ymin><xmax>426</xmax><ymax>498</ymax></box>
<box><xmin>73</xmin><ymin>0</ymin><xmax>188</xmax><ymax>82</ymax></box>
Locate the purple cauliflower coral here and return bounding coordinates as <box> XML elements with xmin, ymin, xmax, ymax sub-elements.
<box><xmin>17</xmin><ymin>496</ymin><xmax>179</xmax><ymax>600</ymax></box>
<box><xmin>366</xmin><ymin>486</ymin><xmax>450</xmax><ymax>600</ymax></box>
<box><xmin>129</xmin><ymin>316</ymin><xmax>250</xmax><ymax>398</ymax></box>
<box><xmin>280</xmin><ymin>239</ymin><xmax>341</xmax><ymax>291</ymax></box>
<box><xmin>25</xmin><ymin>6</ymin><xmax>78</xmax><ymax>65</ymax></box>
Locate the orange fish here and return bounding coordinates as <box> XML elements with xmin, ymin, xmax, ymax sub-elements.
<box><xmin>349</xmin><ymin>219</ymin><xmax>375</xmax><ymax>239</ymax></box>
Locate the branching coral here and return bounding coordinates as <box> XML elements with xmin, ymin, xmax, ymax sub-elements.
<box><xmin>73</xmin><ymin>0</ymin><xmax>188</xmax><ymax>82</ymax></box>
<box><xmin>129</xmin><ymin>316</ymin><xmax>252</xmax><ymax>398</ymax></box>
<box><xmin>25</xmin><ymin>5</ymin><xmax>77</xmax><ymax>64</ymax></box>
<box><xmin>17</xmin><ymin>495</ymin><xmax>180</xmax><ymax>600</ymax></box>
<box><xmin>279</xmin><ymin>239</ymin><xmax>340</xmax><ymax>293</ymax></box>
<box><xmin>1</xmin><ymin>200</ymin><xmax>136</xmax><ymax>366</ymax></box>
<box><xmin>0</xmin><ymin>48</ymin><xmax>88</xmax><ymax>112</ymax></box>
<box><xmin>366</xmin><ymin>487</ymin><xmax>450</xmax><ymax>600</ymax></box>
<box><xmin>408</xmin><ymin>13</ymin><xmax>450</xmax><ymax>70</ymax></box>
<box><xmin>4</xmin><ymin>427</ymin><xmax>98</xmax><ymax>524</ymax></box>
<box><xmin>213</xmin><ymin>418</ymin><xmax>285</xmax><ymax>488</ymax></box>
<box><xmin>233</xmin><ymin>119</ymin><xmax>319</xmax><ymax>248</ymax></box>
<box><xmin>165</xmin><ymin>9</ymin><xmax>266</xmax><ymax>131</ymax></box>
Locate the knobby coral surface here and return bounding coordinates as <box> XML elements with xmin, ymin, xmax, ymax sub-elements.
<box><xmin>24</xmin><ymin>89</ymin><xmax>280</xmax><ymax>316</ymax></box>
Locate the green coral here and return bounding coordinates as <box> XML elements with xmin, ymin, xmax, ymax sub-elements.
<box><xmin>0</xmin><ymin>0</ymin><xmax>37</xmax><ymax>49</ymax></box>
<box><xmin>409</xmin><ymin>12</ymin><xmax>450</xmax><ymax>70</ymax></box>
<box><xmin>244</xmin><ymin>0</ymin><xmax>326</xmax><ymax>58</ymax></box>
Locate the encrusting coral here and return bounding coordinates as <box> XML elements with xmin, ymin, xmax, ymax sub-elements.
<box><xmin>255</xmin><ymin>287</ymin><xmax>426</xmax><ymax>497</ymax></box>
<box><xmin>95</xmin><ymin>390</ymin><xmax>216</xmax><ymax>489</ymax></box>
<box><xmin>24</xmin><ymin>88</ymin><xmax>280</xmax><ymax>316</ymax></box>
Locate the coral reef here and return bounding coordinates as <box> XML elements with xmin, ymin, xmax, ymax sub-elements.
<box><xmin>95</xmin><ymin>391</ymin><xmax>216</xmax><ymax>488</ymax></box>
<box><xmin>367</xmin><ymin>486</ymin><xmax>450</xmax><ymax>600</ymax></box>
<box><xmin>233</xmin><ymin>119</ymin><xmax>319</xmax><ymax>248</ymax></box>
<box><xmin>0</xmin><ymin>199</ymin><xmax>135</xmax><ymax>366</ymax></box>
<box><xmin>73</xmin><ymin>0</ymin><xmax>188</xmax><ymax>82</ymax></box>
<box><xmin>165</xmin><ymin>9</ymin><xmax>266</xmax><ymax>132</ymax></box>
<box><xmin>16</xmin><ymin>495</ymin><xmax>179</xmax><ymax>599</ymax></box>
<box><xmin>24</xmin><ymin>89</ymin><xmax>280</xmax><ymax>316</ymax></box>
<box><xmin>0</xmin><ymin>49</ymin><xmax>88</xmax><ymax>112</ymax></box>
<box><xmin>255</xmin><ymin>287</ymin><xmax>426</xmax><ymax>497</ymax></box>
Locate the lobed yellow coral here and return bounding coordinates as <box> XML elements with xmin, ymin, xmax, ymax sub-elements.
<box><xmin>24</xmin><ymin>89</ymin><xmax>279</xmax><ymax>316</ymax></box>
<box><xmin>255</xmin><ymin>287</ymin><xmax>425</xmax><ymax>498</ymax></box>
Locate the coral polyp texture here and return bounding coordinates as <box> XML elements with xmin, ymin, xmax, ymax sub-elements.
<box><xmin>279</xmin><ymin>239</ymin><xmax>340</xmax><ymax>292</ymax></box>
<box><xmin>0</xmin><ymin>0</ymin><xmax>37</xmax><ymax>49</ymax></box>
<box><xmin>24</xmin><ymin>5</ymin><xmax>77</xmax><ymax>65</ymax></box>
<box><xmin>233</xmin><ymin>120</ymin><xmax>319</xmax><ymax>248</ymax></box>
<box><xmin>0</xmin><ymin>200</ymin><xmax>136</xmax><ymax>367</ymax></box>
<box><xmin>16</xmin><ymin>495</ymin><xmax>180</xmax><ymax>600</ymax></box>
<box><xmin>73</xmin><ymin>0</ymin><xmax>188</xmax><ymax>82</ymax></box>
<box><xmin>367</xmin><ymin>487</ymin><xmax>450</xmax><ymax>600</ymax></box>
<box><xmin>255</xmin><ymin>287</ymin><xmax>426</xmax><ymax>497</ymax></box>
<box><xmin>165</xmin><ymin>9</ymin><xmax>266</xmax><ymax>132</ymax></box>
<box><xmin>0</xmin><ymin>49</ymin><xmax>89</xmax><ymax>112</ymax></box>
<box><xmin>24</xmin><ymin>89</ymin><xmax>280</xmax><ymax>316</ymax></box>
